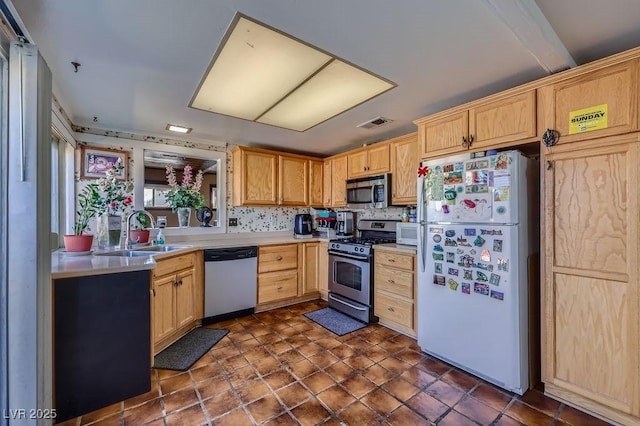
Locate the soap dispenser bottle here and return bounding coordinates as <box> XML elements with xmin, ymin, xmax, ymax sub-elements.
<box><xmin>157</xmin><ymin>229</ymin><xmax>165</xmax><ymax>245</ymax></box>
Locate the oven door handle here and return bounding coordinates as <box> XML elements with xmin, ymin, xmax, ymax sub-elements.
<box><xmin>329</xmin><ymin>294</ymin><xmax>367</xmax><ymax>311</ymax></box>
<box><xmin>328</xmin><ymin>251</ymin><xmax>369</xmax><ymax>261</ymax></box>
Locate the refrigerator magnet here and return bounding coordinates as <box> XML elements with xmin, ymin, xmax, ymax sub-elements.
<box><xmin>454</xmin><ymin>162</ymin><xmax>464</xmax><ymax>171</ymax></box>
<box><xmin>474</xmin><ymin>236</ymin><xmax>486</xmax><ymax>247</ymax></box>
<box><xmin>464</xmin><ymin>228</ymin><xmax>476</xmax><ymax>236</ymax></box>
<box><xmin>489</xmin><ymin>273</ymin><xmax>501</xmax><ymax>286</ymax></box>
<box><xmin>448</xmin><ymin>278</ymin><xmax>459</xmax><ymax>291</ymax></box>
<box><xmin>445</xmin><ymin>238</ymin><xmax>457</xmax><ymax>247</ymax></box>
<box><xmin>459</xmin><ymin>255</ymin><xmax>474</xmax><ymax>268</ymax></box>
<box><xmin>461</xmin><ymin>283</ymin><xmax>471</xmax><ymax>294</ymax></box>
<box><xmin>435</xmin><ymin>263</ymin><xmax>443</xmax><ymax>273</ymax></box>
<box><xmin>433</xmin><ymin>234</ymin><xmax>442</xmax><ymax>243</ymax></box>
<box><xmin>495</xmin><ymin>153</ymin><xmax>510</xmax><ymax>169</ymax></box>
<box><xmin>463</xmin><ymin>270</ymin><xmax>473</xmax><ymax>280</ymax></box>
<box><xmin>481</xmin><ymin>249</ymin><xmax>491</xmax><ymax>262</ymax></box>
<box><xmin>432</xmin><ymin>253</ymin><xmax>444</xmax><ymax>261</ymax></box>
<box><xmin>474</xmin><ymin>282</ymin><xmax>490</xmax><ymax>295</ymax></box>
<box><xmin>476</xmin><ymin>262</ymin><xmax>493</xmax><ymax>272</ymax></box>
<box><xmin>497</xmin><ymin>258</ymin><xmax>509</xmax><ymax>272</ymax></box>
<box><xmin>457</xmin><ymin>237</ymin><xmax>471</xmax><ymax>247</ymax></box>
<box><xmin>446</xmin><ymin>252</ymin><xmax>455</xmax><ymax>263</ymax></box>
<box><xmin>433</xmin><ymin>275</ymin><xmax>446</xmax><ymax>286</ymax></box>
<box><xmin>429</xmin><ymin>226</ymin><xmax>443</xmax><ymax>234</ymax></box>
<box><xmin>448</xmin><ymin>267</ymin><xmax>459</xmax><ymax>276</ymax></box>
<box><xmin>456</xmin><ymin>248</ymin><xmax>464</xmax><ymax>254</ymax></box>
<box><xmin>494</xmin><ymin>187</ymin><xmax>510</xmax><ymax>202</ymax></box>
<box><xmin>476</xmin><ymin>271</ymin><xmax>488</xmax><ymax>282</ymax></box>
<box><xmin>490</xmin><ymin>290</ymin><xmax>504</xmax><ymax>301</ymax></box>
<box><xmin>470</xmin><ymin>249</ymin><xmax>477</xmax><ymax>255</ymax></box>
<box><xmin>493</xmin><ymin>240</ymin><xmax>503</xmax><ymax>252</ymax></box>
<box><xmin>444</xmin><ymin>172</ymin><xmax>463</xmax><ymax>185</ymax></box>
<box><xmin>445</xmin><ymin>229</ymin><xmax>456</xmax><ymax>237</ymax></box>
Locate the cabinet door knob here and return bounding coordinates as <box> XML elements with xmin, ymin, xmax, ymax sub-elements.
<box><xmin>276</xmin><ymin>256</ymin><xmax>283</xmax><ymax>261</ymax></box>
<box><xmin>388</xmin><ymin>307</ymin><xmax>395</xmax><ymax>312</ymax></box>
<box><xmin>461</xmin><ymin>136</ymin><xmax>468</xmax><ymax>148</ymax></box>
<box><xmin>388</xmin><ymin>258</ymin><xmax>395</xmax><ymax>262</ymax></box>
<box><xmin>468</xmin><ymin>134</ymin><xmax>474</xmax><ymax>146</ymax></box>
<box><xmin>545</xmin><ymin>160</ymin><xmax>553</xmax><ymax>170</ymax></box>
<box><xmin>277</xmin><ymin>286</ymin><xmax>283</xmax><ymax>290</ymax></box>
<box><xmin>387</xmin><ymin>279</ymin><xmax>395</xmax><ymax>284</ymax></box>
<box><xmin>178</xmin><ymin>279</ymin><xmax>183</xmax><ymax>286</ymax></box>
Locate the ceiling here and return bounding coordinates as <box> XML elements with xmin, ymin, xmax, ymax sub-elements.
<box><xmin>10</xmin><ymin>0</ymin><xmax>640</xmax><ymax>156</ymax></box>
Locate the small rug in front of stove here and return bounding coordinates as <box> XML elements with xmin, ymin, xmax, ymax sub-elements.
<box><xmin>304</xmin><ymin>307</ymin><xmax>366</xmax><ymax>336</ymax></box>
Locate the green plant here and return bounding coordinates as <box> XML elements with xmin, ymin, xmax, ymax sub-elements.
<box><xmin>74</xmin><ymin>182</ymin><xmax>102</xmax><ymax>235</ymax></box>
<box><xmin>133</xmin><ymin>211</ymin><xmax>151</xmax><ymax>230</ymax></box>
<box><xmin>165</xmin><ymin>164</ymin><xmax>205</xmax><ymax>211</ymax></box>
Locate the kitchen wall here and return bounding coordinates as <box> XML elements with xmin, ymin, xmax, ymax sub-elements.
<box><xmin>73</xmin><ymin>129</ymin><xmax>406</xmax><ymax>234</ymax></box>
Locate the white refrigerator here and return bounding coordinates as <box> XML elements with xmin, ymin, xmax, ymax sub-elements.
<box><xmin>416</xmin><ymin>150</ymin><xmax>538</xmax><ymax>395</ymax></box>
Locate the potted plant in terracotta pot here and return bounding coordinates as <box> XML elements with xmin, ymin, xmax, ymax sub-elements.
<box><xmin>64</xmin><ymin>181</ymin><xmax>102</xmax><ymax>252</ymax></box>
<box><xmin>130</xmin><ymin>211</ymin><xmax>151</xmax><ymax>244</ymax></box>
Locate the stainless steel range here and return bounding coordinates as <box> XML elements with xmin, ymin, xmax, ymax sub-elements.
<box><xmin>328</xmin><ymin>219</ymin><xmax>398</xmax><ymax>323</ymax></box>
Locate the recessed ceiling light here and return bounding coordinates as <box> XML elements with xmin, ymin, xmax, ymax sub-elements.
<box><xmin>166</xmin><ymin>124</ymin><xmax>192</xmax><ymax>134</ymax></box>
<box><xmin>190</xmin><ymin>14</ymin><xmax>396</xmax><ymax>132</ymax></box>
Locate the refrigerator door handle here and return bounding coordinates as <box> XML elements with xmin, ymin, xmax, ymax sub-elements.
<box><xmin>417</xmin><ymin>175</ymin><xmax>426</xmax><ymax>272</ymax></box>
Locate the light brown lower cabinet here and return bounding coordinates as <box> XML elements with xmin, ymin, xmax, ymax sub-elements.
<box><xmin>256</xmin><ymin>242</ymin><xmax>326</xmax><ymax>311</ymax></box>
<box><xmin>373</xmin><ymin>247</ymin><xmax>416</xmax><ymax>337</ymax></box>
<box><xmin>318</xmin><ymin>241</ymin><xmax>329</xmax><ymax>299</ymax></box>
<box><xmin>152</xmin><ymin>251</ymin><xmax>198</xmax><ymax>354</ymax></box>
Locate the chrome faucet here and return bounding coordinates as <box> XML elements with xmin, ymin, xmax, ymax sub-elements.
<box><xmin>125</xmin><ymin>210</ymin><xmax>156</xmax><ymax>249</ymax></box>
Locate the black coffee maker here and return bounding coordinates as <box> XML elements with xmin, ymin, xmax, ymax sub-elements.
<box><xmin>294</xmin><ymin>214</ymin><xmax>313</xmax><ymax>238</ymax></box>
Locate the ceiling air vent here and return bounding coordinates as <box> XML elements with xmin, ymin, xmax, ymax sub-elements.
<box><xmin>357</xmin><ymin>116</ymin><xmax>392</xmax><ymax>129</ymax></box>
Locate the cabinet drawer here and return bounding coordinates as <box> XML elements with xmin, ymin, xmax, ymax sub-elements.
<box><xmin>374</xmin><ymin>292</ymin><xmax>413</xmax><ymax>329</ymax></box>
<box><xmin>374</xmin><ymin>251</ymin><xmax>414</xmax><ymax>271</ymax></box>
<box><xmin>375</xmin><ymin>266</ymin><xmax>413</xmax><ymax>298</ymax></box>
<box><xmin>258</xmin><ymin>269</ymin><xmax>298</xmax><ymax>304</ymax></box>
<box><xmin>259</xmin><ymin>244</ymin><xmax>298</xmax><ymax>273</ymax></box>
<box><xmin>153</xmin><ymin>253</ymin><xmax>195</xmax><ymax>278</ymax></box>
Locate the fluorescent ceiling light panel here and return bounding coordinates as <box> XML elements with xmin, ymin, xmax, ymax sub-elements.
<box><xmin>166</xmin><ymin>124</ymin><xmax>192</xmax><ymax>133</ymax></box>
<box><xmin>190</xmin><ymin>15</ymin><xmax>395</xmax><ymax>131</ymax></box>
<box><xmin>257</xmin><ymin>60</ymin><xmax>394</xmax><ymax>131</ymax></box>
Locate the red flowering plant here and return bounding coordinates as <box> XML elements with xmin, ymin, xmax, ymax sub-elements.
<box><xmin>73</xmin><ymin>158</ymin><xmax>133</xmax><ymax>235</ymax></box>
<box><xmin>165</xmin><ymin>164</ymin><xmax>205</xmax><ymax>211</ymax></box>
<box><xmin>95</xmin><ymin>158</ymin><xmax>134</xmax><ymax>215</ymax></box>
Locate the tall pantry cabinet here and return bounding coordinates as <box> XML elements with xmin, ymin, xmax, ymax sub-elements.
<box><xmin>539</xmin><ymin>57</ymin><xmax>640</xmax><ymax>425</ymax></box>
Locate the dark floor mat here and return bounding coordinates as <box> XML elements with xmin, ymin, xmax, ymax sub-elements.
<box><xmin>304</xmin><ymin>307</ymin><xmax>366</xmax><ymax>336</ymax></box>
<box><xmin>153</xmin><ymin>328</ymin><xmax>228</xmax><ymax>371</ymax></box>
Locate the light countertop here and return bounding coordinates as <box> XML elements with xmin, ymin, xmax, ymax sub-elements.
<box><xmin>52</xmin><ymin>232</ymin><xmax>329</xmax><ymax>279</ymax></box>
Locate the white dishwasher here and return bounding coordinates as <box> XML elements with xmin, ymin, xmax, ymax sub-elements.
<box><xmin>203</xmin><ymin>246</ymin><xmax>257</xmax><ymax>324</ymax></box>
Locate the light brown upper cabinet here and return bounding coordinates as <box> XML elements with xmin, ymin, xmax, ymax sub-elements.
<box><xmin>323</xmin><ymin>154</ymin><xmax>347</xmax><ymax>207</ymax></box>
<box><xmin>308</xmin><ymin>160</ymin><xmax>324</xmax><ymax>207</ymax></box>
<box><xmin>415</xmin><ymin>90</ymin><xmax>536</xmax><ymax>159</ymax></box>
<box><xmin>389</xmin><ymin>132</ymin><xmax>418</xmax><ymax>205</ymax></box>
<box><xmin>278</xmin><ymin>155</ymin><xmax>308</xmax><ymax>206</ymax></box>
<box><xmin>538</xmin><ymin>59</ymin><xmax>639</xmax><ymax>146</ymax></box>
<box><xmin>232</xmin><ymin>147</ymin><xmax>278</xmax><ymax>206</ymax></box>
<box><xmin>233</xmin><ymin>146</ymin><xmax>320</xmax><ymax>207</ymax></box>
<box><xmin>347</xmin><ymin>143</ymin><xmax>390</xmax><ymax>178</ymax></box>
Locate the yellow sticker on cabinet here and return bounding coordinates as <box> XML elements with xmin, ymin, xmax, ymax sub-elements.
<box><xmin>569</xmin><ymin>104</ymin><xmax>608</xmax><ymax>134</ymax></box>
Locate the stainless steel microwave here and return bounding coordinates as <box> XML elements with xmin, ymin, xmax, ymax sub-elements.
<box><xmin>346</xmin><ymin>173</ymin><xmax>391</xmax><ymax>209</ymax></box>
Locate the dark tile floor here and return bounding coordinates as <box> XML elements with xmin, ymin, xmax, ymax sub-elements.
<box><xmin>57</xmin><ymin>300</ymin><xmax>611</xmax><ymax>425</ymax></box>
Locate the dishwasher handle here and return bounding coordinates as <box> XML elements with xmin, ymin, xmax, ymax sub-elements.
<box><xmin>204</xmin><ymin>246</ymin><xmax>257</xmax><ymax>262</ymax></box>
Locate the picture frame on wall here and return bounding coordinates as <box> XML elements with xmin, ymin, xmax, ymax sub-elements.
<box><xmin>80</xmin><ymin>145</ymin><xmax>128</xmax><ymax>180</ymax></box>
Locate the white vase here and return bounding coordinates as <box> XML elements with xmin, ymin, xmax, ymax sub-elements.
<box><xmin>176</xmin><ymin>207</ymin><xmax>191</xmax><ymax>228</ymax></box>
<box><xmin>96</xmin><ymin>213</ymin><xmax>122</xmax><ymax>249</ymax></box>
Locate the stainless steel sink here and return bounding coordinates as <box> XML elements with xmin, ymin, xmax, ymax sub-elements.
<box><xmin>94</xmin><ymin>245</ymin><xmax>191</xmax><ymax>257</ymax></box>
<box><xmin>134</xmin><ymin>245</ymin><xmax>191</xmax><ymax>252</ymax></box>
<box><xmin>94</xmin><ymin>250</ymin><xmax>154</xmax><ymax>257</ymax></box>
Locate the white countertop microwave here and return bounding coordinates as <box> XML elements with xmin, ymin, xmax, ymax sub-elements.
<box><xmin>396</xmin><ymin>222</ymin><xmax>418</xmax><ymax>246</ymax></box>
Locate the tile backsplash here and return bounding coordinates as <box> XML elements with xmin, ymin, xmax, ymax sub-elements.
<box><xmin>227</xmin><ymin>206</ymin><xmax>310</xmax><ymax>233</ymax></box>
